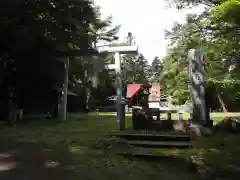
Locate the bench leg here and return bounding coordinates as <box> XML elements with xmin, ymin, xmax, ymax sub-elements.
<box><xmin>167</xmin><ymin>113</ymin><xmax>171</xmax><ymax>121</ymax></box>
<box><xmin>178</xmin><ymin>113</ymin><xmax>183</xmax><ymax>121</ymax></box>
<box><xmin>157</xmin><ymin>112</ymin><xmax>160</xmax><ymax>121</ymax></box>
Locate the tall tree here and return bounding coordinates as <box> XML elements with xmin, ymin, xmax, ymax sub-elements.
<box><xmin>151</xmin><ymin>56</ymin><xmax>163</xmax><ymax>73</ymax></box>
<box><xmin>121</xmin><ymin>32</ymin><xmax>150</xmax><ymax>86</ymax></box>
<box><xmin>161</xmin><ymin>1</ymin><xmax>240</xmax><ymax>110</ymax></box>
<box><xmin>0</xmin><ymin>0</ymin><xmax>120</xmax><ymax>119</ymax></box>
<box><xmin>149</xmin><ymin>56</ymin><xmax>163</xmax><ymax>83</ymax></box>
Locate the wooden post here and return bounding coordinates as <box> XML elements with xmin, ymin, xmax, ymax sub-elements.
<box><xmin>115</xmin><ymin>52</ymin><xmax>125</xmax><ymax>130</ymax></box>
<box><xmin>167</xmin><ymin>113</ymin><xmax>171</xmax><ymax>121</ymax></box>
<box><xmin>97</xmin><ymin>45</ymin><xmax>138</xmax><ymax>131</ymax></box>
<box><xmin>178</xmin><ymin>112</ymin><xmax>183</xmax><ymax>121</ymax></box>
<box><xmin>60</xmin><ymin>57</ymin><xmax>69</xmax><ymax>121</ymax></box>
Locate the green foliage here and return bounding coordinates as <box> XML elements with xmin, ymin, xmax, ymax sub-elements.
<box><xmin>120</xmin><ymin>33</ymin><xmax>151</xmax><ymax>87</ymax></box>
<box><xmin>122</xmin><ymin>53</ymin><xmax>150</xmax><ymax>85</ymax></box>
<box><xmin>161</xmin><ymin>0</ymin><xmax>240</xmax><ymax>111</ymax></box>
<box><xmin>212</xmin><ymin>0</ymin><xmax>240</xmax><ymax>22</ymax></box>
<box><xmin>0</xmin><ymin>0</ymin><xmax>121</xmax><ymax>114</ymax></box>
<box><xmin>149</xmin><ymin>56</ymin><xmax>163</xmax><ymax>83</ymax></box>
<box><xmin>0</xmin><ymin>0</ymin><xmax>151</xmax><ymax>115</ymax></box>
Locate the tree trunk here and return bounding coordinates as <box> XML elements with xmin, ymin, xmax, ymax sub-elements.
<box><xmin>0</xmin><ymin>59</ymin><xmax>7</xmax><ymax>88</ymax></box>
<box><xmin>85</xmin><ymin>87</ymin><xmax>91</xmax><ymax>111</ymax></box>
<box><xmin>217</xmin><ymin>93</ymin><xmax>228</xmax><ymax>112</ymax></box>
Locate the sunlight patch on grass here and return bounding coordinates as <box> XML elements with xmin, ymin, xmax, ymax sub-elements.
<box><xmin>69</xmin><ymin>146</ymin><xmax>88</xmax><ymax>155</ymax></box>
<box><xmin>0</xmin><ymin>162</ymin><xmax>16</xmax><ymax>172</ymax></box>
<box><xmin>94</xmin><ymin>112</ymin><xmax>240</xmax><ymax>121</ymax></box>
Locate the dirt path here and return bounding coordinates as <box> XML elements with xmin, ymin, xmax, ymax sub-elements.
<box><xmin>0</xmin><ymin>138</ymin><xmax>86</xmax><ymax>180</ymax></box>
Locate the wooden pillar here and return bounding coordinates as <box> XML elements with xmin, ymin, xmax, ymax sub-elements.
<box><xmin>115</xmin><ymin>52</ymin><xmax>125</xmax><ymax>130</ymax></box>
<box><xmin>167</xmin><ymin>113</ymin><xmax>172</xmax><ymax>121</ymax></box>
<box><xmin>178</xmin><ymin>112</ymin><xmax>183</xmax><ymax>121</ymax></box>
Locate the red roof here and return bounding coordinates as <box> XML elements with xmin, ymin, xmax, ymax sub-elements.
<box><xmin>126</xmin><ymin>84</ymin><xmax>141</xmax><ymax>99</ymax></box>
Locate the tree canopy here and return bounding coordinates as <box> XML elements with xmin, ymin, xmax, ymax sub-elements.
<box><xmin>0</xmin><ymin>1</ymin><xmax>153</xmax><ymax>120</ymax></box>
<box><xmin>156</xmin><ymin>0</ymin><xmax>240</xmax><ymax>110</ymax></box>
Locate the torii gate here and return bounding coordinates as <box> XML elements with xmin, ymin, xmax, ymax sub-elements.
<box><xmin>60</xmin><ymin>45</ymin><xmax>138</xmax><ymax>131</ymax></box>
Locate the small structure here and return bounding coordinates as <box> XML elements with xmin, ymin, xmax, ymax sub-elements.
<box><xmin>126</xmin><ymin>83</ymin><xmax>181</xmax><ymax>131</ymax></box>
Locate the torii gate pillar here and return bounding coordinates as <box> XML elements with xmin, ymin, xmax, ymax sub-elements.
<box><xmin>99</xmin><ymin>46</ymin><xmax>138</xmax><ymax>131</ymax></box>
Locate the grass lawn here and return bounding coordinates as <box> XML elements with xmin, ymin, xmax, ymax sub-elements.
<box><xmin>93</xmin><ymin>111</ymin><xmax>240</xmax><ymax>123</ymax></box>
<box><xmin>0</xmin><ymin>113</ymin><xmax>240</xmax><ymax>179</ymax></box>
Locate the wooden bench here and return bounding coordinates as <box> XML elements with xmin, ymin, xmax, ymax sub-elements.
<box><xmin>153</xmin><ymin>109</ymin><xmax>184</xmax><ymax>121</ymax></box>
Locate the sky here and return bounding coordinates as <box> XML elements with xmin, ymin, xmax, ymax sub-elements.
<box><xmin>94</xmin><ymin>0</ymin><xmax>206</xmax><ymax>62</ymax></box>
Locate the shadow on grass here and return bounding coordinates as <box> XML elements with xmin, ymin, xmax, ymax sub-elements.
<box><xmin>0</xmin><ymin>114</ymin><xmax>201</xmax><ymax>180</ymax></box>
<box><xmin>97</xmin><ymin>114</ymin><xmax>240</xmax><ymax>180</ymax></box>
<box><xmin>2</xmin><ymin>113</ymin><xmax>240</xmax><ymax>180</ymax></box>
<box><xmin>188</xmin><ymin>117</ymin><xmax>240</xmax><ymax>179</ymax></box>
<box><xmin>0</xmin><ymin>115</ymin><xmax>116</xmax><ymax>180</ymax></box>
<box><xmin>0</xmin><ymin>138</ymin><xmax>87</xmax><ymax>180</ymax></box>
<box><xmin>188</xmin><ymin>132</ymin><xmax>240</xmax><ymax>179</ymax></box>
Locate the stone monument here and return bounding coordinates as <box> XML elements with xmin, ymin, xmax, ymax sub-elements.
<box><xmin>188</xmin><ymin>49</ymin><xmax>212</xmax><ymax>135</ymax></box>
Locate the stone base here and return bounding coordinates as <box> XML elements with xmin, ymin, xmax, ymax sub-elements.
<box><xmin>132</xmin><ymin>114</ymin><xmax>189</xmax><ymax>132</ymax></box>
<box><xmin>132</xmin><ymin>111</ymin><xmax>213</xmax><ymax>136</ymax></box>
<box><xmin>188</xmin><ymin>119</ymin><xmax>213</xmax><ymax>128</ymax></box>
<box><xmin>173</xmin><ymin>120</ymin><xmax>188</xmax><ymax>132</ymax></box>
<box><xmin>213</xmin><ymin>117</ymin><xmax>240</xmax><ymax>133</ymax></box>
<box><xmin>187</xmin><ymin>121</ymin><xmax>213</xmax><ymax>136</ymax></box>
